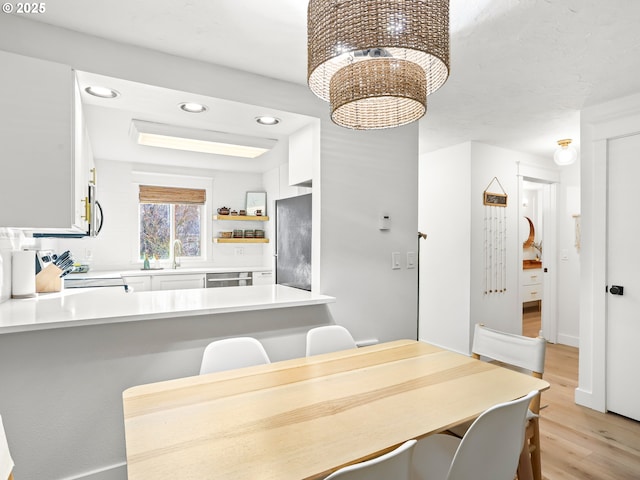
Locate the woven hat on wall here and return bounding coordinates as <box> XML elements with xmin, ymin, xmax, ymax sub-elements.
<box><xmin>308</xmin><ymin>0</ymin><xmax>450</xmax><ymax>130</ymax></box>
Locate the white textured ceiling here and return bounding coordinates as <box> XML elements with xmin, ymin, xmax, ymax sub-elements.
<box><xmin>19</xmin><ymin>0</ymin><xmax>640</xmax><ymax>160</ymax></box>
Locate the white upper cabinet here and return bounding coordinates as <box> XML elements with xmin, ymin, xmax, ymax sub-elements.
<box><xmin>288</xmin><ymin>123</ymin><xmax>318</xmax><ymax>187</ymax></box>
<box><xmin>0</xmin><ymin>51</ymin><xmax>89</xmax><ymax>233</ymax></box>
<box><xmin>73</xmin><ymin>75</ymin><xmax>95</xmax><ymax>233</ymax></box>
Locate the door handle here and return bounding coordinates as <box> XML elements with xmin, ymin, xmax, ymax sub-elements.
<box><xmin>608</xmin><ymin>285</ymin><xmax>624</xmax><ymax>295</ymax></box>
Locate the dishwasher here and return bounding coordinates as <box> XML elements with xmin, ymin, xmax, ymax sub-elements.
<box><xmin>205</xmin><ymin>272</ymin><xmax>252</xmax><ymax>288</ymax></box>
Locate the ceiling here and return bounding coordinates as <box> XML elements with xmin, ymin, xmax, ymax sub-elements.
<box><xmin>20</xmin><ymin>0</ymin><xmax>640</xmax><ymax>163</ymax></box>
<box><xmin>76</xmin><ymin>71</ymin><xmax>317</xmax><ymax>172</ymax></box>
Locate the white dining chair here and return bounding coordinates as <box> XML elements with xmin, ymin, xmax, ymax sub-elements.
<box><xmin>448</xmin><ymin>323</ymin><xmax>546</xmax><ymax>480</ymax></box>
<box><xmin>0</xmin><ymin>415</ymin><xmax>14</xmax><ymax>480</ymax></box>
<box><xmin>306</xmin><ymin>325</ymin><xmax>357</xmax><ymax>356</ymax></box>
<box><xmin>411</xmin><ymin>390</ymin><xmax>538</xmax><ymax>480</ymax></box>
<box><xmin>324</xmin><ymin>439</ymin><xmax>417</xmax><ymax>480</ymax></box>
<box><xmin>199</xmin><ymin>337</ymin><xmax>271</xmax><ymax>374</ymax></box>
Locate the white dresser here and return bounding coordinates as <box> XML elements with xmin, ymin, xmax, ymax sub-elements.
<box><xmin>521</xmin><ymin>267</ymin><xmax>543</xmax><ymax>309</ymax></box>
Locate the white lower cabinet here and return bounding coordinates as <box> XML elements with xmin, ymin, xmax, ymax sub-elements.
<box><xmin>123</xmin><ymin>271</ymin><xmax>271</xmax><ymax>291</ymax></box>
<box><xmin>122</xmin><ymin>276</ymin><xmax>152</xmax><ymax>292</ymax></box>
<box><xmin>151</xmin><ymin>274</ymin><xmax>206</xmax><ymax>291</ymax></box>
<box><xmin>252</xmin><ymin>270</ymin><xmax>274</xmax><ymax>285</ymax></box>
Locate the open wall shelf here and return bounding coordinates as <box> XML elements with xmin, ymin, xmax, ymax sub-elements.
<box><xmin>213</xmin><ymin>238</ymin><xmax>269</xmax><ymax>244</ymax></box>
<box><xmin>213</xmin><ymin>215</ymin><xmax>269</xmax><ymax>221</ymax></box>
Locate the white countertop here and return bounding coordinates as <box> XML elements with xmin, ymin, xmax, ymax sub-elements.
<box><xmin>67</xmin><ymin>266</ymin><xmax>272</xmax><ymax>279</ymax></box>
<box><xmin>0</xmin><ymin>285</ymin><xmax>335</xmax><ymax>334</ymax></box>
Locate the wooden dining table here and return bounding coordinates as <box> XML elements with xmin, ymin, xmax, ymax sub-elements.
<box><xmin>122</xmin><ymin>339</ymin><xmax>550</xmax><ymax>480</ymax></box>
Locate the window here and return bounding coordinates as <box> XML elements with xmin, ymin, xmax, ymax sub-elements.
<box><xmin>138</xmin><ymin>185</ymin><xmax>206</xmax><ymax>261</ymax></box>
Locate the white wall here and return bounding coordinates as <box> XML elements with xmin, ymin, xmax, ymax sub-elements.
<box><xmin>319</xmin><ymin>124</ymin><xmax>418</xmax><ymax>344</ymax></box>
<box><xmin>0</xmin><ymin>15</ymin><xmax>419</xmax><ymax>479</ymax></box>
<box><xmin>468</xmin><ymin>143</ymin><xmax>521</xmax><ymax>335</ymax></box>
<box><xmin>556</xmin><ymin>161</ymin><xmax>580</xmax><ymax>347</ymax></box>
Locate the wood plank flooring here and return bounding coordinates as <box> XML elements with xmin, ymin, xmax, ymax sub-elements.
<box><xmin>525</xmin><ymin>310</ymin><xmax>640</xmax><ymax>479</ymax></box>
<box><xmin>523</xmin><ymin>304</ymin><xmax>542</xmax><ymax>338</ymax></box>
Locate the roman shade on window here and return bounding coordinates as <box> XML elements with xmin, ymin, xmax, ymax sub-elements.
<box><xmin>139</xmin><ymin>185</ymin><xmax>206</xmax><ymax>205</ymax></box>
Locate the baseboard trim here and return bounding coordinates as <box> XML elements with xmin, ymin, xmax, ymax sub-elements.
<box><xmin>62</xmin><ymin>462</ymin><xmax>126</xmax><ymax>480</ymax></box>
<box><xmin>575</xmin><ymin>387</ymin><xmax>606</xmax><ymax>413</ymax></box>
<box><xmin>556</xmin><ymin>333</ymin><xmax>579</xmax><ymax>348</ymax></box>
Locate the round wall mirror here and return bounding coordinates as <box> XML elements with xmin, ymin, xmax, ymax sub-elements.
<box><xmin>523</xmin><ymin>216</ymin><xmax>535</xmax><ymax>248</ymax></box>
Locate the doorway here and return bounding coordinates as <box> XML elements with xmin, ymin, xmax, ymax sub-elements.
<box><xmin>518</xmin><ymin>176</ymin><xmax>558</xmax><ymax>342</ymax></box>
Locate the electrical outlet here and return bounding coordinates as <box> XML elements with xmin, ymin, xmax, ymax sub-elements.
<box><xmin>234</xmin><ymin>247</ymin><xmax>244</xmax><ymax>256</ymax></box>
<box><xmin>392</xmin><ymin>252</ymin><xmax>401</xmax><ymax>270</ymax></box>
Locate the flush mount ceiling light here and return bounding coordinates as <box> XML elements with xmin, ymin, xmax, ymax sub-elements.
<box><xmin>307</xmin><ymin>0</ymin><xmax>450</xmax><ymax>130</ymax></box>
<box><xmin>255</xmin><ymin>116</ymin><xmax>281</xmax><ymax>126</ymax></box>
<box><xmin>85</xmin><ymin>86</ymin><xmax>120</xmax><ymax>98</ymax></box>
<box><xmin>179</xmin><ymin>102</ymin><xmax>208</xmax><ymax>113</ymax></box>
<box><xmin>554</xmin><ymin>139</ymin><xmax>578</xmax><ymax>166</ymax></box>
<box><xmin>130</xmin><ymin>120</ymin><xmax>277</xmax><ymax>159</ymax></box>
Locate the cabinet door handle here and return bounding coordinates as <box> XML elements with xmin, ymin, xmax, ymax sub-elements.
<box><xmin>530</xmin><ymin>291</ymin><xmax>538</xmax><ymax>295</ymax></box>
<box><xmin>81</xmin><ymin>196</ymin><xmax>91</xmax><ymax>222</ymax></box>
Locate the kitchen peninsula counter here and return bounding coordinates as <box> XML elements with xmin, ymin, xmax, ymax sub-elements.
<box><xmin>0</xmin><ymin>284</ymin><xmax>337</xmax><ymax>480</ymax></box>
<box><xmin>0</xmin><ymin>284</ymin><xmax>335</xmax><ymax>334</ymax></box>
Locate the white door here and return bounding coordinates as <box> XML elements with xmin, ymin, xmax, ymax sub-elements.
<box><xmin>606</xmin><ymin>133</ymin><xmax>640</xmax><ymax>421</ymax></box>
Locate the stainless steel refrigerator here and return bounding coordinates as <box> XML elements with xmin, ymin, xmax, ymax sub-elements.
<box><xmin>275</xmin><ymin>194</ymin><xmax>312</xmax><ymax>291</ymax></box>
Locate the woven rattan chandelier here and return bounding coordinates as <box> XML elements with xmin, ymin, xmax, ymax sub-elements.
<box><xmin>307</xmin><ymin>0</ymin><xmax>450</xmax><ymax>130</ymax></box>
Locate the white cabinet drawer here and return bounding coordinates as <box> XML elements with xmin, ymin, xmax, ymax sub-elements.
<box><xmin>252</xmin><ymin>270</ymin><xmax>274</xmax><ymax>285</ymax></box>
<box><xmin>522</xmin><ymin>284</ymin><xmax>542</xmax><ymax>302</ymax></box>
<box><xmin>151</xmin><ymin>274</ymin><xmax>205</xmax><ymax>291</ymax></box>
<box><xmin>521</xmin><ymin>269</ymin><xmax>542</xmax><ymax>286</ymax></box>
<box><xmin>122</xmin><ymin>276</ymin><xmax>151</xmax><ymax>292</ymax></box>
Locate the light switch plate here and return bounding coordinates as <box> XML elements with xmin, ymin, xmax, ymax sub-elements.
<box><xmin>392</xmin><ymin>252</ymin><xmax>401</xmax><ymax>269</ymax></box>
<box><xmin>407</xmin><ymin>251</ymin><xmax>416</xmax><ymax>269</ymax></box>
<box><xmin>379</xmin><ymin>214</ymin><xmax>391</xmax><ymax>230</ymax></box>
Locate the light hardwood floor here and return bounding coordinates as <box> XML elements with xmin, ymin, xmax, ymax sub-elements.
<box><xmin>523</xmin><ymin>309</ymin><xmax>640</xmax><ymax>479</ymax></box>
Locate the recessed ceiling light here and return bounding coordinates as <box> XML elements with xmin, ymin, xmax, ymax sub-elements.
<box><xmin>179</xmin><ymin>102</ymin><xmax>208</xmax><ymax>113</ymax></box>
<box><xmin>85</xmin><ymin>86</ymin><xmax>120</xmax><ymax>98</ymax></box>
<box><xmin>256</xmin><ymin>116</ymin><xmax>280</xmax><ymax>126</ymax></box>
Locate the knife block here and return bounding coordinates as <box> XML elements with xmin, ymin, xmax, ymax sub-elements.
<box><xmin>35</xmin><ymin>264</ymin><xmax>63</xmax><ymax>293</ymax></box>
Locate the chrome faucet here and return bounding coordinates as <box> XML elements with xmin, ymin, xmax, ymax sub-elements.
<box><xmin>172</xmin><ymin>239</ymin><xmax>183</xmax><ymax>269</ymax></box>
